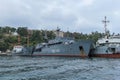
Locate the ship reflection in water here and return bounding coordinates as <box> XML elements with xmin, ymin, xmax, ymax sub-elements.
<box><xmin>0</xmin><ymin>56</ymin><xmax>120</xmax><ymax>80</ymax></box>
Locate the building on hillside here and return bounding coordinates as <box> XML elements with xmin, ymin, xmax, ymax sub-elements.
<box><xmin>53</xmin><ymin>27</ymin><xmax>64</xmax><ymax>37</ymax></box>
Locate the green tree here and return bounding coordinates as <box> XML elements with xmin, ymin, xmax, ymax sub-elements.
<box><xmin>17</xmin><ymin>27</ymin><xmax>28</xmax><ymax>37</ymax></box>
<box><xmin>11</xmin><ymin>27</ymin><xmax>16</xmax><ymax>33</ymax></box>
<box><xmin>46</xmin><ymin>31</ymin><xmax>55</xmax><ymax>40</ymax></box>
<box><xmin>0</xmin><ymin>42</ymin><xmax>9</xmax><ymax>52</ymax></box>
<box><xmin>30</xmin><ymin>30</ymin><xmax>44</xmax><ymax>45</ymax></box>
<box><xmin>4</xmin><ymin>36</ymin><xmax>17</xmax><ymax>43</ymax></box>
<box><xmin>3</xmin><ymin>26</ymin><xmax>11</xmax><ymax>34</ymax></box>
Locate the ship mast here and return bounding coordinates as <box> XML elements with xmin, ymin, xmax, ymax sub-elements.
<box><xmin>44</xmin><ymin>30</ymin><xmax>48</xmax><ymax>42</ymax></box>
<box><xmin>102</xmin><ymin>16</ymin><xmax>110</xmax><ymax>38</ymax></box>
<box><xmin>27</xmin><ymin>33</ymin><xmax>29</xmax><ymax>47</ymax></box>
<box><xmin>18</xmin><ymin>35</ymin><xmax>21</xmax><ymax>45</ymax></box>
<box><xmin>56</xmin><ymin>27</ymin><xmax>60</xmax><ymax>37</ymax></box>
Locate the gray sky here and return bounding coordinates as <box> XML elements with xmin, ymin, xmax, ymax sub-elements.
<box><xmin>0</xmin><ymin>0</ymin><xmax>120</xmax><ymax>34</ymax></box>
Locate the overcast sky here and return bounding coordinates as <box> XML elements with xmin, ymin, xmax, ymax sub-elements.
<box><xmin>0</xmin><ymin>0</ymin><xmax>120</xmax><ymax>34</ymax></box>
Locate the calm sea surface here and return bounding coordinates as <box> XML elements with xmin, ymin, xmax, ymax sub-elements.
<box><xmin>0</xmin><ymin>56</ymin><xmax>120</xmax><ymax>80</ymax></box>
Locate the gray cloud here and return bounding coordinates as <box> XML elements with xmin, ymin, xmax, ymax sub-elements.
<box><xmin>0</xmin><ymin>0</ymin><xmax>120</xmax><ymax>33</ymax></box>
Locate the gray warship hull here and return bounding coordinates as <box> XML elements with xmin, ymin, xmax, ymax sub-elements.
<box><xmin>32</xmin><ymin>40</ymin><xmax>94</xmax><ymax>57</ymax></box>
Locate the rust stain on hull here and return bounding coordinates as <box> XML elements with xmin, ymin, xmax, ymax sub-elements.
<box><xmin>92</xmin><ymin>54</ymin><xmax>120</xmax><ymax>58</ymax></box>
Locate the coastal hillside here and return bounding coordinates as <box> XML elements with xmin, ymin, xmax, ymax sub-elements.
<box><xmin>0</xmin><ymin>26</ymin><xmax>104</xmax><ymax>52</ymax></box>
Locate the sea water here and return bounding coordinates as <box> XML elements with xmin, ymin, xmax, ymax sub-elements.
<box><xmin>0</xmin><ymin>56</ymin><xmax>120</xmax><ymax>80</ymax></box>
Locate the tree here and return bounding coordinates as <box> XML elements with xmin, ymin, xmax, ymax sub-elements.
<box><xmin>11</xmin><ymin>27</ymin><xmax>16</xmax><ymax>33</ymax></box>
<box><xmin>0</xmin><ymin>42</ymin><xmax>9</xmax><ymax>52</ymax></box>
<box><xmin>46</xmin><ymin>31</ymin><xmax>55</xmax><ymax>40</ymax></box>
<box><xmin>30</xmin><ymin>30</ymin><xmax>44</xmax><ymax>45</ymax></box>
<box><xmin>17</xmin><ymin>27</ymin><xmax>28</xmax><ymax>37</ymax></box>
<box><xmin>4</xmin><ymin>36</ymin><xmax>17</xmax><ymax>43</ymax></box>
<box><xmin>3</xmin><ymin>26</ymin><xmax>11</xmax><ymax>34</ymax></box>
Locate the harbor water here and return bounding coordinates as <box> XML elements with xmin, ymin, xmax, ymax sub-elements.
<box><xmin>0</xmin><ymin>56</ymin><xmax>120</xmax><ymax>80</ymax></box>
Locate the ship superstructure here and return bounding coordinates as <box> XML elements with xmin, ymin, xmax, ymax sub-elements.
<box><xmin>93</xmin><ymin>16</ymin><xmax>120</xmax><ymax>58</ymax></box>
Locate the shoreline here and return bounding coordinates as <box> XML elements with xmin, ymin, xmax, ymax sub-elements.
<box><xmin>0</xmin><ymin>53</ymin><xmax>12</xmax><ymax>56</ymax></box>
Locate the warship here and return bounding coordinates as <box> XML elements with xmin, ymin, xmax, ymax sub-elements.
<box><xmin>12</xmin><ymin>28</ymin><xmax>95</xmax><ymax>57</ymax></box>
<box><xmin>93</xmin><ymin>16</ymin><xmax>120</xmax><ymax>58</ymax></box>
